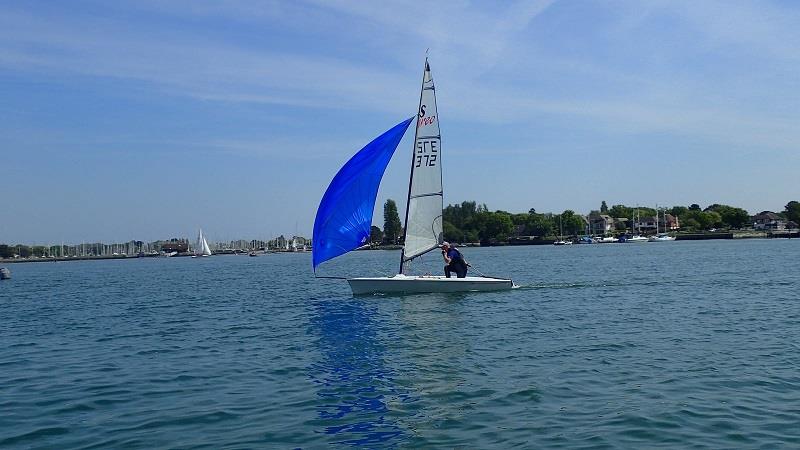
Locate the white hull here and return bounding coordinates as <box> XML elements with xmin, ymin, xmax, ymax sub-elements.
<box><xmin>626</xmin><ymin>236</ymin><xmax>649</xmax><ymax>243</ymax></box>
<box><xmin>595</xmin><ymin>237</ymin><xmax>619</xmax><ymax>243</ymax></box>
<box><xmin>648</xmin><ymin>235</ymin><xmax>676</xmax><ymax>242</ymax></box>
<box><xmin>348</xmin><ymin>274</ymin><xmax>515</xmax><ymax>295</ymax></box>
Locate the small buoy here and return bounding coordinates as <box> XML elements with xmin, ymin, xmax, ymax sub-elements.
<box><xmin>0</xmin><ymin>267</ymin><xmax>10</xmax><ymax>280</ymax></box>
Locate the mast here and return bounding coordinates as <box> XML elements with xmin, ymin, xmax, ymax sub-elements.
<box><xmin>656</xmin><ymin>205</ymin><xmax>659</xmax><ymax>234</ymax></box>
<box><xmin>399</xmin><ymin>58</ymin><xmax>429</xmax><ymax>275</ymax></box>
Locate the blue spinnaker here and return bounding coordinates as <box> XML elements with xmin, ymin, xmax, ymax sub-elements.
<box><xmin>313</xmin><ymin>117</ymin><xmax>413</xmax><ymax>271</ymax></box>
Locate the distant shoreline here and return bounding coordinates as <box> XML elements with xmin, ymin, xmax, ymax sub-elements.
<box><xmin>0</xmin><ymin>250</ymin><xmax>311</xmax><ymax>264</ymax></box>
<box><xmin>2</xmin><ymin>233</ymin><xmax>797</xmax><ymax>265</ymax></box>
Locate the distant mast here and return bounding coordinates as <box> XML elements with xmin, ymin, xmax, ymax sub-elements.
<box><xmin>399</xmin><ymin>58</ymin><xmax>444</xmax><ymax>274</ymax></box>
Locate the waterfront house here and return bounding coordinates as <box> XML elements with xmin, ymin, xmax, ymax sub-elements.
<box><xmin>752</xmin><ymin>212</ymin><xmax>787</xmax><ymax>230</ymax></box>
<box><xmin>578</xmin><ymin>215</ymin><xmax>590</xmax><ymax>233</ymax></box>
<box><xmin>661</xmin><ymin>214</ymin><xmax>680</xmax><ymax>231</ymax></box>
<box><xmin>588</xmin><ymin>213</ymin><xmax>614</xmax><ymax>234</ymax></box>
<box><xmin>636</xmin><ymin>216</ymin><xmax>658</xmax><ymax>231</ymax></box>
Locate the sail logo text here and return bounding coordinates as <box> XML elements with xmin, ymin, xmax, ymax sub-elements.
<box><xmin>418</xmin><ymin>116</ymin><xmax>436</xmax><ymax>127</ymax></box>
<box><xmin>415</xmin><ymin>139</ymin><xmax>438</xmax><ymax>167</ymax></box>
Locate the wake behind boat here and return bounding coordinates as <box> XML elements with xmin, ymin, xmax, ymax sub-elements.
<box><xmin>313</xmin><ymin>59</ymin><xmax>514</xmax><ymax>295</ymax></box>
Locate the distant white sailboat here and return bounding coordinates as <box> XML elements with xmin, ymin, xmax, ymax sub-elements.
<box><xmin>626</xmin><ymin>208</ymin><xmax>649</xmax><ymax>243</ymax></box>
<box><xmin>649</xmin><ymin>207</ymin><xmax>676</xmax><ymax>242</ymax></box>
<box><xmin>194</xmin><ymin>228</ymin><xmax>212</xmax><ymax>257</ymax></box>
<box><xmin>313</xmin><ymin>59</ymin><xmax>515</xmax><ymax>295</ymax></box>
<box><xmin>595</xmin><ymin>236</ymin><xmax>619</xmax><ymax>243</ymax></box>
<box><xmin>553</xmin><ymin>213</ymin><xmax>572</xmax><ymax>245</ymax></box>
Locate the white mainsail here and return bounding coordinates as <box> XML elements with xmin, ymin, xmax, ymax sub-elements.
<box><xmin>202</xmin><ymin>236</ymin><xmax>212</xmax><ymax>256</ymax></box>
<box><xmin>196</xmin><ymin>228</ymin><xmax>212</xmax><ymax>256</ymax></box>
<box><xmin>401</xmin><ymin>60</ymin><xmax>443</xmax><ymax>270</ymax></box>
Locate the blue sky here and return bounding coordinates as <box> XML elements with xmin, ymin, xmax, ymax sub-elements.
<box><xmin>3</xmin><ymin>0</ymin><xmax>799</xmax><ymax>244</ymax></box>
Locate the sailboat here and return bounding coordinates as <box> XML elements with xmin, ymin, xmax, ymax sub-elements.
<box><xmin>313</xmin><ymin>59</ymin><xmax>515</xmax><ymax>295</ymax></box>
<box><xmin>649</xmin><ymin>207</ymin><xmax>676</xmax><ymax>242</ymax></box>
<box><xmin>193</xmin><ymin>228</ymin><xmax>212</xmax><ymax>257</ymax></box>
<box><xmin>626</xmin><ymin>208</ymin><xmax>648</xmax><ymax>243</ymax></box>
<box><xmin>553</xmin><ymin>213</ymin><xmax>572</xmax><ymax>245</ymax></box>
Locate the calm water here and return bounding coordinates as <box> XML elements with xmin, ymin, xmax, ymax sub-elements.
<box><xmin>1</xmin><ymin>239</ymin><xmax>799</xmax><ymax>448</ymax></box>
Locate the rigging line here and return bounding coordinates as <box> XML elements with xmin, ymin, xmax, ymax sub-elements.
<box><xmin>468</xmin><ymin>263</ymin><xmax>487</xmax><ymax>277</ymax></box>
<box><xmin>464</xmin><ymin>262</ymin><xmax>503</xmax><ymax>280</ymax></box>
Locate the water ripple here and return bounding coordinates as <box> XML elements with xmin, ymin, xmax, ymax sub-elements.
<box><xmin>1</xmin><ymin>241</ymin><xmax>799</xmax><ymax>447</ymax></box>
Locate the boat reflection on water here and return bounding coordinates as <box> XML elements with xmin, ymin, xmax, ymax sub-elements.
<box><xmin>307</xmin><ymin>299</ymin><xmax>411</xmax><ymax>447</ymax></box>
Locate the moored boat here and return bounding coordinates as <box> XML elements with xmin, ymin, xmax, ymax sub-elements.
<box><xmin>595</xmin><ymin>236</ymin><xmax>619</xmax><ymax>243</ymax></box>
<box><xmin>648</xmin><ymin>234</ymin><xmax>676</xmax><ymax>242</ymax></box>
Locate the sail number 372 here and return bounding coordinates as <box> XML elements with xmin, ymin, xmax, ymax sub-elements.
<box><xmin>415</xmin><ymin>139</ymin><xmax>438</xmax><ymax>167</ymax></box>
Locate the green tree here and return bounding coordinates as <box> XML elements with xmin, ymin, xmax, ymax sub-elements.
<box><xmin>704</xmin><ymin>204</ymin><xmax>750</xmax><ymax>229</ymax></box>
<box><xmin>706</xmin><ymin>211</ymin><xmax>723</xmax><ymax>229</ymax></box>
<box><xmin>480</xmin><ymin>211</ymin><xmax>514</xmax><ymax>243</ymax></box>
<box><xmin>443</xmin><ymin>221</ymin><xmax>463</xmax><ymax>242</ymax></box>
<box><xmin>669</xmin><ymin>206</ymin><xmax>688</xmax><ymax>219</ymax></box>
<box><xmin>561</xmin><ymin>210</ymin><xmax>586</xmax><ymax>236</ymax></box>
<box><xmin>683</xmin><ymin>218</ymin><xmax>701</xmax><ymax>230</ymax></box>
<box><xmin>689</xmin><ymin>203</ymin><xmax>701</xmax><ymax>211</ymax></box>
<box><xmin>527</xmin><ymin>214</ymin><xmax>555</xmax><ymax>237</ymax></box>
<box><xmin>370</xmin><ymin>225</ymin><xmax>383</xmax><ymax>244</ymax></box>
<box><xmin>682</xmin><ymin>210</ymin><xmax>721</xmax><ymax>230</ymax></box>
<box><xmin>383</xmin><ymin>199</ymin><xmax>402</xmax><ymax>244</ymax></box>
<box><xmin>444</xmin><ymin>202</ymin><xmax>471</xmax><ymax>229</ymax></box>
<box><xmin>637</xmin><ymin>207</ymin><xmax>657</xmax><ymax>219</ymax></box>
<box><xmin>608</xmin><ymin>204</ymin><xmax>632</xmax><ymax>219</ymax></box>
<box><xmin>600</xmin><ymin>201</ymin><xmax>608</xmax><ymax>213</ymax></box>
<box><xmin>784</xmin><ymin>201</ymin><xmax>800</xmax><ymax>224</ymax></box>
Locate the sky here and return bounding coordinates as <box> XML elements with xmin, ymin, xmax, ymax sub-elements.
<box><xmin>2</xmin><ymin>0</ymin><xmax>799</xmax><ymax>244</ymax></box>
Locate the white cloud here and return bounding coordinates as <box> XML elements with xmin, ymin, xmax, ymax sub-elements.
<box><xmin>1</xmin><ymin>0</ymin><xmax>799</xmax><ymax>153</ymax></box>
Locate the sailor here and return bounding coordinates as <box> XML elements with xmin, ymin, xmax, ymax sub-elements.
<box><xmin>441</xmin><ymin>242</ymin><xmax>468</xmax><ymax>278</ymax></box>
